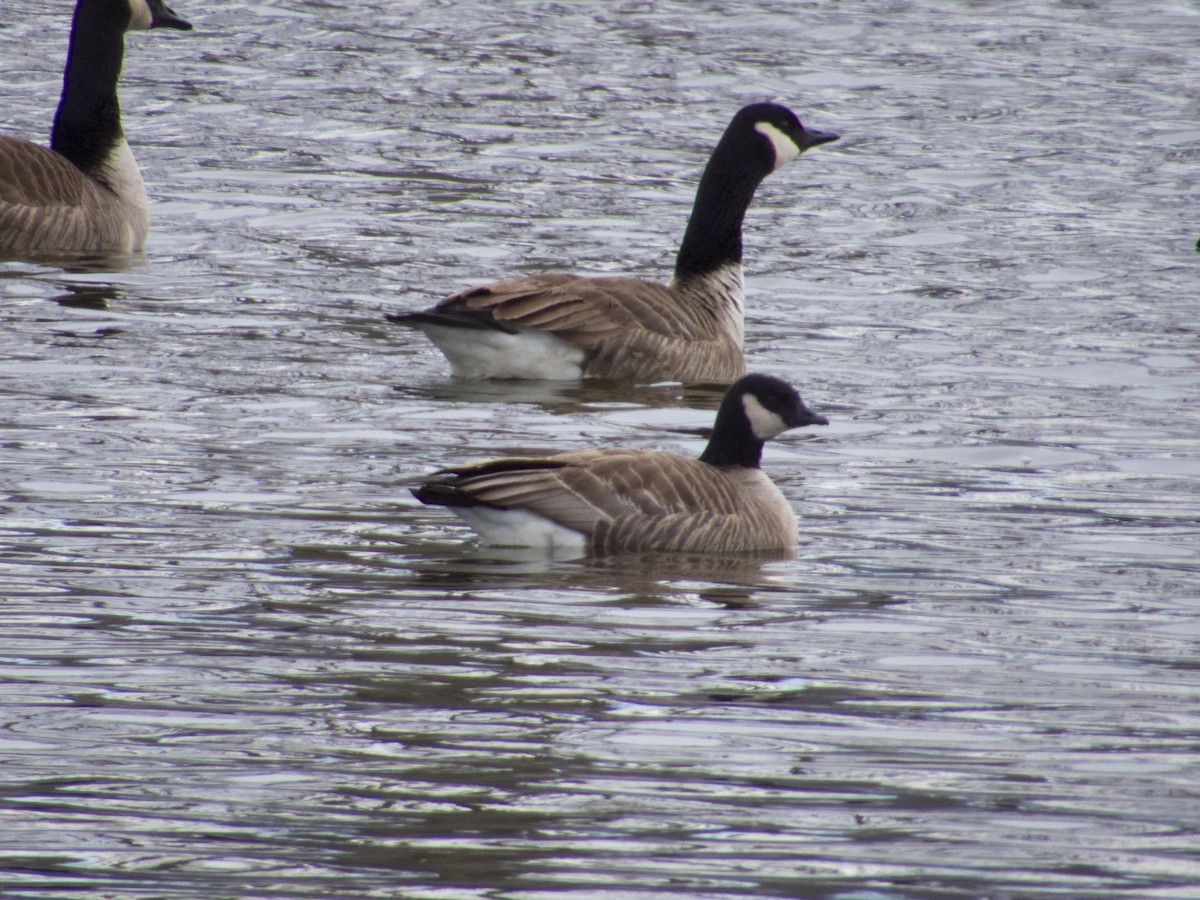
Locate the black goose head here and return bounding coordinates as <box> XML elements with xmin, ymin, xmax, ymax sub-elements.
<box><xmin>725</xmin><ymin>102</ymin><xmax>840</xmax><ymax>177</ymax></box>
<box><xmin>135</xmin><ymin>0</ymin><xmax>192</xmax><ymax>31</ymax></box>
<box><xmin>675</xmin><ymin>103</ymin><xmax>837</xmax><ymax>280</ymax></box>
<box><xmin>52</xmin><ymin>0</ymin><xmax>189</xmax><ymax>171</ymax></box>
<box><xmin>700</xmin><ymin>373</ymin><xmax>828</xmax><ymax>469</ymax></box>
<box><xmin>69</xmin><ymin>0</ymin><xmax>190</xmax><ymax>41</ymax></box>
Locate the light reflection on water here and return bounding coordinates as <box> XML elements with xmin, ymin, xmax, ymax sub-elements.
<box><xmin>2</xmin><ymin>0</ymin><xmax>1199</xmax><ymax>897</ymax></box>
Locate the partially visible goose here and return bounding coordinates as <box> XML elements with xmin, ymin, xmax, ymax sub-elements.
<box><xmin>387</xmin><ymin>103</ymin><xmax>838</xmax><ymax>383</ymax></box>
<box><xmin>0</xmin><ymin>0</ymin><xmax>192</xmax><ymax>256</ymax></box>
<box><xmin>412</xmin><ymin>374</ymin><xmax>829</xmax><ymax>554</ymax></box>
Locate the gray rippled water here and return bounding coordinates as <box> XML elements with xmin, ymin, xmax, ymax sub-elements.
<box><xmin>1</xmin><ymin>0</ymin><xmax>1198</xmax><ymax>897</ymax></box>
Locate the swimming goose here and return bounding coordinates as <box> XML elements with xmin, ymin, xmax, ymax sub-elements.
<box><xmin>412</xmin><ymin>373</ymin><xmax>828</xmax><ymax>554</ymax></box>
<box><xmin>387</xmin><ymin>103</ymin><xmax>837</xmax><ymax>383</ymax></box>
<box><xmin>0</xmin><ymin>0</ymin><xmax>191</xmax><ymax>256</ymax></box>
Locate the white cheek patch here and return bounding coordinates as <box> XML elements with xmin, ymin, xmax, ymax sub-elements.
<box><xmin>127</xmin><ymin>0</ymin><xmax>155</xmax><ymax>30</ymax></box>
<box><xmin>742</xmin><ymin>394</ymin><xmax>789</xmax><ymax>440</ymax></box>
<box><xmin>755</xmin><ymin>121</ymin><xmax>801</xmax><ymax>171</ymax></box>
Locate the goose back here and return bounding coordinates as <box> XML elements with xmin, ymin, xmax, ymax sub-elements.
<box><xmin>415</xmin><ymin>449</ymin><xmax>799</xmax><ymax>554</ymax></box>
<box><xmin>400</xmin><ymin>269</ymin><xmax>747</xmax><ymax>382</ymax></box>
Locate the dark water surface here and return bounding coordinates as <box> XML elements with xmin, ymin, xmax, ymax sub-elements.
<box><xmin>2</xmin><ymin>1</ymin><xmax>1198</xmax><ymax>897</ymax></box>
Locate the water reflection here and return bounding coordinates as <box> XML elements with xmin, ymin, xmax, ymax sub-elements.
<box><xmin>408</xmin><ymin>546</ymin><xmax>796</xmax><ymax>599</ymax></box>
<box><xmin>0</xmin><ymin>209</ymin><xmax>153</xmax><ymax>267</ymax></box>
<box><xmin>391</xmin><ymin>375</ymin><xmax>732</xmax><ymax>419</ymax></box>
<box><xmin>47</xmin><ymin>285</ymin><xmax>120</xmax><ymax>310</ymax></box>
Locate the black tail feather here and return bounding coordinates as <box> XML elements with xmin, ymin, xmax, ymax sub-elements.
<box><xmin>386</xmin><ymin>308</ymin><xmax>520</xmax><ymax>334</ymax></box>
<box><xmin>411</xmin><ymin>482</ymin><xmax>492</xmax><ymax>509</ymax></box>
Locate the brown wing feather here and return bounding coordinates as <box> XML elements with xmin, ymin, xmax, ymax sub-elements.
<box><xmin>433</xmin><ymin>451</ymin><xmax>795</xmax><ymax>552</ymax></box>
<box><xmin>573</xmin><ymin>458</ymin><xmax>796</xmax><ymax>552</ymax></box>
<box><xmin>0</xmin><ymin>137</ymin><xmax>100</xmax><ymax>205</ymax></box>
<box><xmin>433</xmin><ymin>273</ymin><xmax>744</xmax><ymax>382</ymax></box>
<box><xmin>0</xmin><ymin>136</ymin><xmax>125</xmax><ymax>253</ymax></box>
<box><xmin>455</xmin><ymin>274</ymin><xmax>688</xmax><ymax>342</ymax></box>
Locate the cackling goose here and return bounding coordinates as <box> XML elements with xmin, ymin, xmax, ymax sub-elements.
<box><xmin>388</xmin><ymin>103</ymin><xmax>837</xmax><ymax>383</ymax></box>
<box><xmin>411</xmin><ymin>373</ymin><xmax>829</xmax><ymax>554</ymax></box>
<box><xmin>0</xmin><ymin>0</ymin><xmax>192</xmax><ymax>256</ymax></box>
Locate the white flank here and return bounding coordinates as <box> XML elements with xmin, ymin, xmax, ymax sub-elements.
<box><xmin>452</xmin><ymin>506</ymin><xmax>588</xmax><ymax>553</ymax></box>
<box><xmin>754</xmin><ymin>121</ymin><xmax>800</xmax><ymax>171</ymax></box>
<box><xmin>742</xmin><ymin>394</ymin><xmax>789</xmax><ymax>440</ymax></box>
<box><xmin>418</xmin><ymin>323</ymin><xmax>585</xmax><ymax>380</ymax></box>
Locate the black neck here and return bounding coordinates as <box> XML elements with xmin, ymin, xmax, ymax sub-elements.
<box><xmin>673</xmin><ymin>136</ymin><xmax>767</xmax><ymax>282</ymax></box>
<box><xmin>699</xmin><ymin>397</ymin><xmax>764</xmax><ymax>469</ymax></box>
<box><xmin>51</xmin><ymin>1</ymin><xmax>127</xmax><ymax>175</ymax></box>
